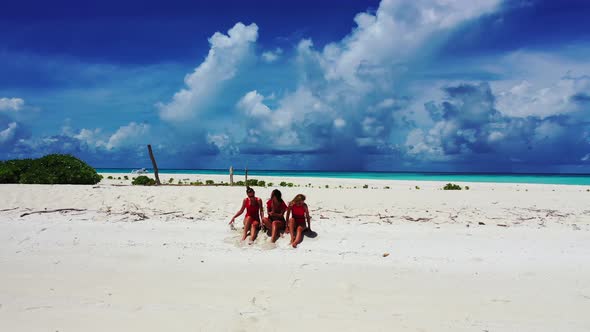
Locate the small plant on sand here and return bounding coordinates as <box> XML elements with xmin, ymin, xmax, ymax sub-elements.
<box><xmin>178</xmin><ymin>180</ymin><xmax>183</xmax><ymax>185</ymax></box>
<box><xmin>168</xmin><ymin>178</ymin><xmax>174</xmax><ymax>183</ymax></box>
<box><xmin>363</xmin><ymin>184</ymin><xmax>369</xmax><ymax>189</ymax></box>
<box><xmin>287</xmin><ymin>182</ymin><xmax>294</xmax><ymax>187</ymax></box>
<box><xmin>205</xmin><ymin>180</ymin><xmax>215</xmax><ymax>185</ymax></box>
<box><xmin>117</xmin><ymin>177</ymin><xmax>121</xmax><ymax>180</ymax></box>
<box><xmin>465</xmin><ymin>186</ymin><xmax>470</xmax><ymax>190</ymax></box>
<box><xmin>235</xmin><ymin>180</ymin><xmax>245</xmax><ymax>186</ymax></box>
<box><xmin>132</xmin><ymin>175</ymin><xmax>156</xmax><ymax>186</ymax></box>
<box><xmin>415</xmin><ymin>186</ymin><xmax>420</xmax><ymax>190</ymax></box>
<box><xmin>443</xmin><ymin>183</ymin><xmax>462</xmax><ymax>190</ymax></box>
<box><xmin>267</xmin><ymin>182</ymin><xmax>273</xmax><ymax>187</ymax></box>
<box><xmin>384</xmin><ymin>186</ymin><xmax>390</xmax><ymax>189</ymax></box>
<box><xmin>107</xmin><ymin>175</ymin><xmax>113</xmax><ymax>179</ymax></box>
<box><xmin>325</xmin><ymin>184</ymin><xmax>329</xmax><ymax>188</ymax></box>
<box><xmin>98</xmin><ymin>174</ymin><xmax>104</xmax><ymax>180</ymax></box>
<box><xmin>280</xmin><ymin>181</ymin><xmax>287</xmax><ymax>187</ymax></box>
<box><xmin>258</xmin><ymin>180</ymin><xmax>265</xmax><ymax>187</ymax></box>
<box><xmin>123</xmin><ymin>175</ymin><xmax>129</xmax><ymax>180</ymax></box>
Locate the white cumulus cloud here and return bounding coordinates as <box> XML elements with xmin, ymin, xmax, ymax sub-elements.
<box><xmin>157</xmin><ymin>22</ymin><xmax>258</xmax><ymax>122</ymax></box>
<box><xmin>0</xmin><ymin>122</ymin><xmax>18</xmax><ymax>143</ymax></box>
<box><xmin>105</xmin><ymin>122</ymin><xmax>150</xmax><ymax>150</ymax></box>
<box><xmin>262</xmin><ymin>48</ymin><xmax>283</xmax><ymax>63</ymax></box>
<box><xmin>0</xmin><ymin>98</ymin><xmax>25</xmax><ymax>112</ymax></box>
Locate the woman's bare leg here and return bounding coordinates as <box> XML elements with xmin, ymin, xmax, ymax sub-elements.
<box><xmin>271</xmin><ymin>221</ymin><xmax>281</xmax><ymax>243</ymax></box>
<box><xmin>293</xmin><ymin>226</ymin><xmax>305</xmax><ymax>248</ymax></box>
<box><xmin>262</xmin><ymin>217</ymin><xmax>271</xmax><ymax>230</ymax></box>
<box><xmin>250</xmin><ymin>220</ymin><xmax>260</xmax><ymax>242</ymax></box>
<box><xmin>242</xmin><ymin>217</ymin><xmax>252</xmax><ymax>241</ymax></box>
<box><xmin>288</xmin><ymin>218</ymin><xmax>296</xmax><ymax>244</ymax></box>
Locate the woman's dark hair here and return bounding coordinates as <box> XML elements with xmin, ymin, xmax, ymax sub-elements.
<box><xmin>271</xmin><ymin>189</ymin><xmax>283</xmax><ymax>202</ymax></box>
<box><xmin>246</xmin><ymin>187</ymin><xmax>254</xmax><ymax>194</ymax></box>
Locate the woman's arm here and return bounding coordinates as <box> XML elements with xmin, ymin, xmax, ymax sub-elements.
<box><xmin>258</xmin><ymin>198</ymin><xmax>264</xmax><ymax>218</ymax></box>
<box><xmin>285</xmin><ymin>205</ymin><xmax>291</xmax><ymax>221</ymax></box>
<box><xmin>304</xmin><ymin>204</ymin><xmax>311</xmax><ymax>230</ymax></box>
<box><xmin>229</xmin><ymin>199</ymin><xmax>246</xmax><ymax>224</ymax></box>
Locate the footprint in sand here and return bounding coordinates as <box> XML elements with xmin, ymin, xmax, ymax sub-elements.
<box><xmin>290</xmin><ymin>278</ymin><xmax>302</xmax><ymax>289</ymax></box>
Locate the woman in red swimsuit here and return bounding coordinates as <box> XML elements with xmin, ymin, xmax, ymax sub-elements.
<box><xmin>286</xmin><ymin>194</ymin><xmax>311</xmax><ymax>248</ymax></box>
<box><xmin>229</xmin><ymin>187</ymin><xmax>264</xmax><ymax>243</ymax></box>
<box><xmin>262</xmin><ymin>189</ymin><xmax>288</xmax><ymax>243</ymax></box>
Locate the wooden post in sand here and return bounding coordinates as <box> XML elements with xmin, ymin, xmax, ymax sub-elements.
<box><xmin>245</xmin><ymin>167</ymin><xmax>248</xmax><ymax>186</ymax></box>
<box><xmin>229</xmin><ymin>166</ymin><xmax>234</xmax><ymax>186</ymax></box>
<box><xmin>147</xmin><ymin>144</ymin><xmax>161</xmax><ymax>185</ymax></box>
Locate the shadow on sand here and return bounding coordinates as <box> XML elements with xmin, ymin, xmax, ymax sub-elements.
<box><xmin>304</xmin><ymin>229</ymin><xmax>318</xmax><ymax>238</ymax></box>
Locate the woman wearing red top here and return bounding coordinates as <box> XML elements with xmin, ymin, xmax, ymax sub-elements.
<box><xmin>286</xmin><ymin>194</ymin><xmax>311</xmax><ymax>248</ymax></box>
<box><xmin>229</xmin><ymin>187</ymin><xmax>264</xmax><ymax>243</ymax></box>
<box><xmin>262</xmin><ymin>189</ymin><xmax>288</xmax><ymax>243</ymax></box>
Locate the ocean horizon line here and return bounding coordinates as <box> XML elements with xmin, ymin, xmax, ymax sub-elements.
<box><xmin>96</xmin><ymin>168</ymin><xmax>590</xmax><ymax>186</ymax></box>
<box><xmin>95</xmin><ymin>167</ymin><xmax>590</xmax><ymax>176</ymax></box>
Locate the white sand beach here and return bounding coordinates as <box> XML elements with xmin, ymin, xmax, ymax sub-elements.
<box><xmin>1</xmin><ymin>173</ymin><xmax>590</xmax><ymax>331</ymax></box>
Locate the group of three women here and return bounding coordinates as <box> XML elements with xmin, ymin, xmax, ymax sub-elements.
<box><xmin>229</xmin><ymin>187</ymin><xmax>311</xmax><ymax>248</ymax></box>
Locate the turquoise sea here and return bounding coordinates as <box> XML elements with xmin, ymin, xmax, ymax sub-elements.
<box><xmin>96</xmin><ymin>169</ymin><xmax>590</xmax><ymax>186</ymax></box>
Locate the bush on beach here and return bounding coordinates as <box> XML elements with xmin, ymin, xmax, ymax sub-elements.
<box><xmin>0</xmin><ymin>158</ymin><xmax>33</xmax><ymax>183</ymax></box>
<box><xmin>443</xmin><ymin>183</ymin><xmax>462</xmax><ymax>190</ymax></box>
<box><xmin>0</xmin><ymin>154</ymin><xmax>101</xmax><ymax>185</ymax></box>
<box><xmin>132</xmin><ymin>175</ymin><xmax>156</xmax><ymax>186</ymax></box>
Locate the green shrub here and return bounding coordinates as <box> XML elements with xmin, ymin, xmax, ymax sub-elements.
<box><xmin>465</xmin><ymin>186</ymin><xmax>470</xmax><ymax>190</ymax></box>
<box><xmin>246</xmin><ymin>179</ymin><xmax>259</xmax><ymax>186</ymax></box>
<box><xmin>325</xmin><ymin>184</ymin><xmax>329</xmax><ymax>188</ymax></box>
<box><xmin>123</xmin><ymin>175</ymin><xmax>129</xmax><ymax>180</ymax></box>
<box><xmin>0</xmin><ymin>159</ymin><xmax>33</xmax><ymax>183</ymax></box>
<box><xmin>107</xmin><ymin>175</ymin><xmax>113</xmax><ymax>179</ymax></box>
<box><xmin>117</xmin><ymin>177</ymin><xmax>121</xmax><ymax>180</ymax></box>
<box><xmin>384</xmin><ymin>186</ymin><xmax>390</xmax><ymax>189</ymax></box>
<box><xmin>280</xmin><ymin>181</ymin><xmax>287</xmax><ymax>187</ymax></box>
<box><xmin>267</xmin><ymin>182</ymin><xmax>273</xmax><ymax>187</ymax></box>
<box><xmin>132</xmin><ymin>176</ymin><xmax>156</xmax><ymax>186</ymax></box>
<box><xmin>287</xmin><ymin>182</ymin><xmax>294</xmax><ymax>187</ymax></box>
<box><xmin>98</xmin><ymin>174</ymin><xmax>104</xmax><ymax>180</ymax></box>
<box><xmin>168</xmin><ymin>178</ymin><xmax>174</xmax><ymax>183</ymax></box>
<box><xmin>3</xmin><ymin>154</ymin><xmax>101</xmax><ymax>185</ymax></box>
<box><xmin>205</xmin><ymin>180</ymin><xmax>215</xmax><ymax>185</ymax></box>
<box><xmin>415</xmin><ymin>186</ymin><xmax>420</xmax><ymax>190</ymax></box>
<box><xmin>363</xmin><ymin>184</ymin><xmax>369</xmax><ymax>189</ymax></box>
<box><xmin>258</xmin><ymin>180</ymin><xmax>265</xmax><ymax>187</ymax></box>
<box><xmin>443</xmin><ymin>183</ymin><xmax>462</xmax><ymax>190</ymax></box>
<box><xmin>235</xmin><ymin>180</ymin><xmax>245</xmax><ymax>186</ymax></box>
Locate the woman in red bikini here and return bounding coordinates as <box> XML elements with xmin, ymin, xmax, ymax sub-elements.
<box><xmin>286</xmin><ymin>194</ymin><xmax>311</xmax><ymax>248</ymax></box>
<box><xmin>262</xmin><ymin>189</ymin><xmax>288</xmax><ymax>243</ymax></box>
<box><xmin>229</xmin><ymin>187</ymin><xmax>264</xmax><ymax>243</ymax></box>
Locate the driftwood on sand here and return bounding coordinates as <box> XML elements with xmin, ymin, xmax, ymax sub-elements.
<box><xmin>20</xmin><ymin>208</ymin><xmax>86</xmax><ymax>217</ymax></box>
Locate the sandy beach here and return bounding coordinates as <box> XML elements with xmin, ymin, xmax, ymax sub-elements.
<box><xmin>1</xmin><ymin>173</ymin><xmax>590</xmax><ymax>331</ymax></box>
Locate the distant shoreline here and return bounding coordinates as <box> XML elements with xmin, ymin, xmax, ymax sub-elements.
<box><xmin>97</xmin><ymin>169</ymin><xmax>590</xmax><ymax>186</ymax></box>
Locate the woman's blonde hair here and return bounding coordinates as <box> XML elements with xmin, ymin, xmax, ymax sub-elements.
<box><xmin>290</xmin><ymin>194</ymin><xmax>306</xmax><ymax>206</ymax></box>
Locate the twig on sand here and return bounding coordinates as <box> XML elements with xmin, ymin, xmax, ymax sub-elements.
<box><xmin>157</xmin><ymin>211</ymin><xmax>182</xmax><ymax>216</ymax></box>
<box><xmin>402</xmin><ymin>216</ymin><xmax>433</xmax><ymax>222</ymax></box>
<box><xmin>344</xmin><ymin>213</ymin><xmax>376</xmax><ymax>219</ymax></box>
<box><xmin>0</xmin><ymin>207</ymin><xmax>19</xmax><ymax>212</ymax></box>
<box><xmin>20</xmin><ymin>208</ymin><xmax>86</xmax><ymax>217</ymax></box>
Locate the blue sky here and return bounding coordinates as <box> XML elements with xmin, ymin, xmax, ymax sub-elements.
<box><xmin>1</xmin><ymin>0</ymin><xmax>589</xmax><ymax>172</ymax></box>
